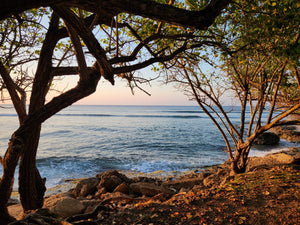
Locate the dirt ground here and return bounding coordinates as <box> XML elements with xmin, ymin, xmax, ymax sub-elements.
<box><xmin>66</xmin><ymin>164</ymin><xmax>299</xmax><ymax>225</ymax></box>
<box><xmin>10</xmin><ymin>160</ymin><xmax>300</xmax><ymax>225</ymax></box>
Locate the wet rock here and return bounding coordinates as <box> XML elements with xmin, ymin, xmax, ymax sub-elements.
<box><xmin>254</xmin><ymin>132</ymin><xmax>280</xmax><ymax>145</ymax></box>
<box><xmin>44</xmin><ymin>195</ymin><xmax>85</xmax><ymax>217</ymax></box>
<box><xmin>130</xmin><ymin>182</ymin><xmax>173</xmax><ymax>197</ymax></box>
<box><xmin>72</xmin><ymin>177</ymin><xmax>99</xmax><ymax>197</ymax></box>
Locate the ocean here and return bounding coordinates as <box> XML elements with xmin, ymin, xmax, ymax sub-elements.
<box><xmin>0</xmin><ymin>105</ymin><xmax>298</xmax><ymax>189</ymax></box>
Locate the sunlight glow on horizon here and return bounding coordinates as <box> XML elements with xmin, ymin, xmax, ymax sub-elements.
<box><xmin>75</xmin><ymin>79</ymin><xmax>197</xmax><ymax>106</ymax></box>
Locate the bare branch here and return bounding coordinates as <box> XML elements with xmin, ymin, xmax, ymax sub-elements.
<box><xmin>63</xmin><ymin>19</ymin><xmax>89</xmax><ymax>80</ymax></box>
<box><xmin>53</xmin><ymin>6</ymin><xmax>114</xmax><ymax>85</ymax></box>
<box><xmin>266</xmin><ymin>61</ymin><xmax>287</xmax><ymax>124</ymax></box>
<box><xmin>0</xmin><ymin>60</ymin><xmax>27</xmax><ymax>123</ymax></box>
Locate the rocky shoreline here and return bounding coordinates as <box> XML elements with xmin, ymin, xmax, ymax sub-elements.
<box><xmin>7</xmin><ymin>124</ymin><xmax>300</xmax><ymax>224</ymax></box>
<box><xmin>7</xmin><ymin>146</ymin><xmax>300</xmax><ymax>224</ymax></box>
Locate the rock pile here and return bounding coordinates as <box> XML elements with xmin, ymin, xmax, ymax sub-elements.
<box><xmin>8</xmin><ymin>148</ymin><xmax>300</xmax><ymax>224</ymax></box>
<box><xmin>271</xmin><ymin>125</ymin><xmax>300</xmax><ymax>143</ymax></box>
<box><xmin>43</xmin><ymin>170</ymin><xmax>179</xmax><ymax>218</ymax></box>
<box><xmin>42</xmin><ymin>168</ymin><xmax>240</xmax><ymax>220</ymax></box>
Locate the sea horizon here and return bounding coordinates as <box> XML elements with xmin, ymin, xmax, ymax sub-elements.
<box><xmin>1</xmin><ymin>105</ymin><xmax>299</xmax><ymax>189</ymax></box>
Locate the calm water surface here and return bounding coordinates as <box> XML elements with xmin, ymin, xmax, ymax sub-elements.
<box><xmin>0</xmin><ymin>105</ymin><xmax>297</xmax><ymax>188</ymax></box>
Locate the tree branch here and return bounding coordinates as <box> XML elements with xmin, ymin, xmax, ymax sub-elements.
<box><xmin>0</xmin><ymin>61</ymin><xmax>27</xmax><ymax>123</ymax></box>
<box><xmin>63</xmin><ymin>20</ymin><xmax>89</xmax><ymax>81</ymax></box>
<box><xmin>1</xmin><ymin>0</ymin><xmax>231</xmax><ymax>31</ymax></box>
<box><xmin>53</xmin><ymin>6</ymin><xmax>114</xmax><ymax>85</ymax></box>
<box><xmin>29</xmin><ymin>12</ymin><xmax>60</xmax><ymax>114</ymax></box>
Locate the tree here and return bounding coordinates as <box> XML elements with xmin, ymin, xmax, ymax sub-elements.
<box><xmin>169</xmin><ymin>0</ymin><xmax>300</xmax><ymax>174</ymax></box>
<box><xmin>0</xmin><ymin>0</ymin><xmax>231</xmax><ymax>223</ymax></box>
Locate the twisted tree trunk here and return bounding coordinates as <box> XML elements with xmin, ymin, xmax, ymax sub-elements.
<box><xmin>0</xmin><ymin>135</ymin><xmax>23</xmax><ymax>224</ymax></box>
<box><xmin>18</xmin><ymin>124</ymin><xmax>46</xmax><ymax>211</ymax></box>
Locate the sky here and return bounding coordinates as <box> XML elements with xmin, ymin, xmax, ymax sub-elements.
<box><xmin>76</xmin><ymin>80</ymin><xmax>195</xmax><ymax>106</ymax></box>
<box><xmin>51</xmin><ymin>67</ymin><xmax>197</xmax><ymax>106</ymax></box>
<box><xmin>3</xmin><ymin>67</ymin><xmax>233</xmax><ymax>106</ymax></box>
<box><xmin>52</xmin><ymin>74</ymin><xmax>233</xmax><ymax>106</ymax></box>
<box><xmin>49</xmin><ymin>65</ymin><xmax>234</xmax><ymax>106</ymax></box>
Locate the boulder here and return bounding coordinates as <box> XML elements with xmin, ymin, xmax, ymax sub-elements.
<box><xmin>113</xmin><ymin>182</ymin><xmax>129</xmax><ymax>194</ymax></box>
<box><xmin>130</xmin><ymin>182</ymin><xmax>173</xmax><ymax>197</ymax></box>
<box><xmin>254</xmin><ymin>132</ymin><xmax>280</xmax><ymax>145</ymax></box>
<box><xmin>97</xmin><ymin>175</ymin><xmax>123</xmax><ymax>192</ymax></box>
<box><xmin>96</xmin><ymin>170</ymin><xmax>131</xmax><ymax>192</ymax></box>
<box><xmin>247</xmin><ymin>148</ymin><xmax>300</xmax><ymax>170</ymax></box>
<box><xmin>96</xmin><ymin>170</ymin><xmax>131</xmax><ymax>184</ymax></box>
<box><xmin>270</xmin><ymin>152</ymin><xmax>295</xmax><ymax>164</ymax></box>
<box><xmin>72</xmin><ymin>177</ymin><xmax>99</xmax><ymax>197</ymax></box>
<box><xmin>271</xmin><ymin>125</ymin><xmax>300</xmax><ymax>142</ymax></box>
<box><xmin>44</xmin><ymin>195</ymin><xmax>85</xmax><ymax>217</ymax></box>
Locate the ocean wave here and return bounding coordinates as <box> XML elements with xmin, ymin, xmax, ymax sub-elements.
<box><xmin>161</xmin><ymin>110</ymin><xmax>203</xmax><ymax>114</ymax></box>
<box><xmin>55</xmin><ymin>113</ymin><xmax>201</xmax><ymax>119</ymax></box>
<box><xmin>56</xmin><ymin>113</ymin><xmax>114</xmax><ymax>117</ymax></box>
<box><xmin>0</xmin><ymin>113</ymin><xmax>17</xmax><ymax>117</ymax></box>
<box><xmin>41</xmin><ymin>130</ymin><xmax>73</xmax><ymax>137</ymax></box>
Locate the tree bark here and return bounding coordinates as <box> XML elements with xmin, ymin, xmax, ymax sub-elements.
<box><xmin>231</xmin><ymin>145</ymin><xmax>250</xmax><ymax>174</ymax></box>
<box><xmin>0</xmin><ymin>0</ymin><xmax>231</xmax><ymax>30</ymax></box>
<box><xmin>0</xmin><ymin>135</ymin><xmax>23</xmax><ymax>224</ymax></box>
<box><xmin>18</xmin><ymin>124</ymin><xmax>46</xmax><ymax>211</ymax></box>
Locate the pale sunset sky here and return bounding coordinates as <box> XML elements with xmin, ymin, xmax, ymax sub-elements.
<box><xmin>75</xmin><ymin>80</ymin><xmax>194</xmax><ymax>106</ymax></box>
<box><xmin>54</xmin><ymin>68</ymin><xmax>196</xmax><ymax>106</ymax></box>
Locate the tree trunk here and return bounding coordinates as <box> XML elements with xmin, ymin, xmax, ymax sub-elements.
<box><xmin>0</xmin><ymin>135</ymin><xmax>23</xmax><ymax>224</ymax></box>
<box><xmin>18</xmin><ymin>124</ymin><xmax>46</xmax><ymax>211</ymax></box>
<box><xmin>231</xmin><ymin>146</ymin><xmax>249</xmax><ymax>174</ymax></box>
<box><xmin>231</xmin><ymin>160</ymin><xmax>247</xmax><ymax>174</ymax></box>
